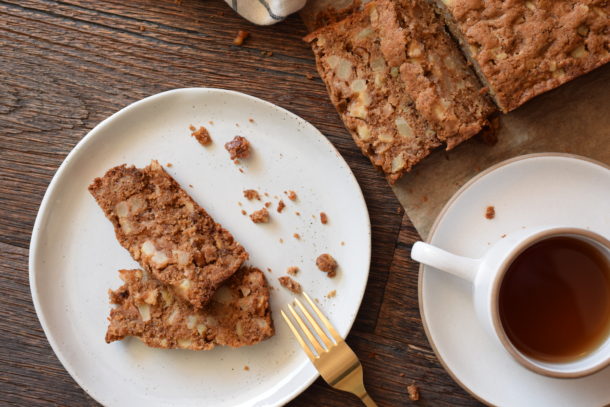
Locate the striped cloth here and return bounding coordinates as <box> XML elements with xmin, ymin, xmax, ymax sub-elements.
<box><xmin>224</xmin><ymin>0</ymin><xmax>306</xmax><ymax>25</ymax></box>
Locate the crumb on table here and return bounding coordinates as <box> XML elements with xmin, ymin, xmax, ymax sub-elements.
<box><xmin>305</xmin><ymin>72</ymin><xmax>314</xmax><ymax>80</ymax></box>
<box><xmin>278</xmin><ymin>276</ymin><xmax>302</xmax><ymax>294</ymax></box>
<box><xmin>225</xmin><ymin>136</ymin><xmax>250</xmax><ymax>160</ymax></box>
<box><xmin>233</xmin><ymin>30</ymin><xmax>249</xmax><ymax>46</ymax></box>
<box><xmin>485</xmin><ymin>206</ymin><xmax>495</xmax><ymax>220</ymax></box>
<box><xmin>316</xmin><ymin>253</ymin><xmax>338</xmax><ymax>278</ymax></box>
<box><xmin>243</xmin><ymin>189</ymin><xmax>261</xmax><ymax>200</ymax></box>
<box><xmin>407</xmin><ymin>383</ymin><xmax>420</xmax><ymax>401</ymax></box>
<box><xmin>250</xmin><ymin>207</ymin><xmax>269</xmax><ymax>223</ymax></box>
<box><xmin>326</xmin><ymin>290</ymin><xmax>336</xmax><ymax>299</ymax></box>
<box><xmin>277</xmin><ymin>200</ymin><xmax>285</xmax><ymax>213</ymax></box>
<box><xmin>320</xmin><ymin>212</ymin><xmax>328</xmax><ymax>224</ymax></box>
<box><xmin>287</xmin><ymin>266</ymin><xmax>299</xmax><ymax>276</ymax></box>
<box><xmin>191</xmin><ymin>125</ymin><xmax>212</xmax><ymax>146</ymax></box>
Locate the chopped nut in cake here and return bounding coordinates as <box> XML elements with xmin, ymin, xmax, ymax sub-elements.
<box><xmin>105</xmin><ymin>267</ymin><xmax>274</xmax><ymax>350</ymax></box>
<box><xmin>433</xmin><ymin>0</ymin><xmax>610</xmax><ymax>112</ymax></box>
<box><xmin>89</xmin><ymin>161</ymin><xmax>248</xmax><ymax>309</ymax></box>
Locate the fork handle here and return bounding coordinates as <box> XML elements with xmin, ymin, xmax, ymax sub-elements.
<box><xmin>360</xmin><ymin>391</ymin><xmax>378</xmax><ymax>407</ymax></box>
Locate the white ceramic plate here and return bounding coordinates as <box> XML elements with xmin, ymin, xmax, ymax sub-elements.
<box><xmin>420</xmin><ymin>153</ymin><xmax>610</xmax><ymax>407</ymax></box>
<box><xmin>29</xmin><ymin>88</ymin><xmax>371</xmax><ymax>407</ymax></box>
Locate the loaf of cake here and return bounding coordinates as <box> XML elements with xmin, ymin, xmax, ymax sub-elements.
<box><xmin>305</xmin><ymin>0</ymin><xmax>495</xmax><ymax>182</ymax></box>
<box><xmin>432</xmin><ymin>0</ymin><xmax>610</xmax><ymax>112</ymax></box>
<box><xmin>106</xmin><ymin>267</ymin><xmax>274</xmax><ymax>350</ymax></box>
<box><xmin>89</xmin><ymin>161</ymin><xmax>248</xmax><ymax>309</ymax></box>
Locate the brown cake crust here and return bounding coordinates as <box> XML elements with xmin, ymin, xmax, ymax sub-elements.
<box><xmin>89</xmin><ymin>161</ymin><xmax>248</xmax><ymax>309</ymax></box>
<box><xmin>106</xmin><ymin>267</ymin><xmax>274</xmax><ymax>350</ymax></box>
<box><xmin>434</xmin><ymin>0</ymin><xmax>610</xmax><ymax>112</ymax></box>
<box><xmin>305</xmin><ymin>0</ymin><xmax>494</xmax><ymax>182</ymax></box>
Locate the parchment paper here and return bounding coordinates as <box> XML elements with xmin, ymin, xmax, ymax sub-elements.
<box><xmin>301</xmin><ymin>2</ymin><xmax>610</xmax><ymax>239</ymax></box>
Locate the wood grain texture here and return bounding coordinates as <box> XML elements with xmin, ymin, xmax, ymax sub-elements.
<box><xmin>0</xmin><ymin>0</ymin><xmax>481</xmax><ymax>405</ymax></box>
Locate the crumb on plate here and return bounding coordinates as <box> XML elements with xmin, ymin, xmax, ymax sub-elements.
<box><xmin>316</xmin><ymin>253</ymin><xmax>338</xmax><ymax>278</ymax></box>
<box><xmin>485</xmin><ymin>206</ymin><xmax>495</xmax><ymax>220</ymax></box>
<box><xmin>278</xmin><ymin>276</ymin><xmax>302</xmax><ymax>294</ymax></box>
<box><xmin>250</xmin><ymin>207</ymin><xmax>269</xmax><ymax>223</ymax></box>
<box><xmin>191</xmin><ymin>126</ymin><xmax>212</xmax><ymax>146</ymax></box>
<box><xmin>277</xmin><ymin>200</ymin><xmax>285</xmax><ymax>213</ymax></box>
<box><xmin>287</xmin><ymin>266</ymin><xmax>299</xmax><ymax>276</ymax></box>
<box><xmin>320</xmin><ymin>212</ymin><xmax>328</xmax><ymax>224</ymax></box>
<box><xmin>243</xmin><ymin>189</ymin><xmax>260</xmax><ymax>200</ymax></box>
<box><xmin>225</xmin><ymin>136</ymin><xmax>250</xmax><ymax>160</ymax></box>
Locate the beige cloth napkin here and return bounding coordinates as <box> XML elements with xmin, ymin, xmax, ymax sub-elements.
<box><xmin>224</xmin><ymin>0</ymin><xmax>306</xmax><ymax>25</ymax></box>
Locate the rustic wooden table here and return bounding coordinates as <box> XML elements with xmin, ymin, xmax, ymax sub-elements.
<box><xmin>0</xmin><ymin>0</ymin><xmax>483</xmax><ymax>405</ymax></box>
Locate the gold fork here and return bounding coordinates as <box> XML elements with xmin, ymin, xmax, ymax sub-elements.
<box><xmin>281</xmin><ymin>292</ymin><xmax>378</xmax><ymax>407</ymax></box>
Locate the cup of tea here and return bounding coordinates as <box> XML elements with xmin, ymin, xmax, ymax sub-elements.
<box><xmin>411</xmin><ymin>226</ymin><xmax>610</xmax><ymax>378</ymax></box>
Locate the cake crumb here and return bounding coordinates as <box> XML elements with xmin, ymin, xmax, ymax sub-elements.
<box><xmin>208</xmin><ymin>120</ymin><xmax>214</xmax><ymax>125</ymax></box>
<box><xmin>485</xmin><ymin>206</ymin><xmax>495</xmax><ymax>220</ymax></box>
<box><xmin>188</xmin><ymin>184</ymin><xmax>193</xmax><ymax>188</ymax></box>
<box><xmin>407</xmin><ymin>383</ymin><xmax>420</xmax><ymax>401</ymax></box>
<box><xmin>316</xmin><ymin>253</ymin><xmax>338</xmax><ymax>278</ymax></box>
<box><xmin>264</xmin><ymin>192</ymin><xmax>269</xmax><ymax>197</ymax></box>
<box><xmin>139</xmin><ymin>25</ymin><xmax>146</xmax><ymax>31</ymax></box>
<box><xmin>239</xmin><ymin>168</ymin><xmax>244</xmax><ymax>173</ymax></box>
<box><xmin>399</xmin><ymin>373</ymin><xmax>405</xmax><ymax>377</ymax></box>
<box><xmin>233</xmin><ymin>30</ymin><xmax>249</xmax><ymax>46</ymax></box>
<box><xmin>277</xmin><ymin>200</ymin><xmax>285</xmax><ymax>213</ymax></box>
<box><xmin>287</xmin><ymin>266</ymin><xmax>299</xmax><ymax>276</ymax></box>
<box><xmin>278</xmin><ymin>276</ymin><xmax>302</xmax><ymax>294</ymax></box>
<box><xmin>266</xmin><ymin>268</ymin><xmax>272</xmax><ymax>273</ymax></box>
<box><xmin>325</xmin><ymin>290</ymin><xmax>336</xmax><ymax>298</ymax></box>
<box><xmin>243</xmin><ymin>365</ymin><xmax>250</xmax><ymax>371</ymax></box>
<box><xmin>295</xmin><ymin>211</ymin><xmax>300</xmax><ymax>216</ymax></box>
<box><xmin>501</xmin><ymin>234</ymin><xmax>507</xmax><ymax>238</ymax></box>
<box><xmin>225</xmin><ymin>136</ymin><xmax>250</xmax><ymax>160</ymax></box>
<box><xmin>305</xmin><ymin>72</ymin><xmax>314</xmax><ymax>80</ymax></box>
<box><xmin>166</xmin><ymin>163</ymin><xmax>173</xmax><ymax>168</ymax></box>
<box><xmin>279</xmin><ymin>238</ymin><xmax>284</xmax><ymax>244</ymax></box>
<box><xmin>293</xmin><ymin>233</ymin><xmax>300</xmax><ymax>240</ymax></box>
<box><xmin>241</xmin><ymin>210</ymin><xmax>247</xmax><ymax>215</ymax></box>
<box><xmin>243</xmin><ymin>189</ymin><xmax>261</xmax><ymax>200</ymax></box>
<box><xmin>265</xmin><ymin>202</ymin><xmax>271</xmax><ymax>208</ymax></box>
<box><xmin>250</xmin><ymin>207</ymin><xmax>269</xmax><ymax>223</ymax></box>
<box><xmin>191</xmin><ymin>126</ymin><xmax>212</xmax><ymax>146</ymax></box>
<box><xmin>286</xmin><ymin>190</ymin><xmax>297</xmax><ymax>201</ymax></box>
<box><xmin>340</xmin><ymin>241</ymin><xmax>345</xmax><ymax>246</ymax></box>
<box><xmin>238</xmin><ymin>202</ymin><xmax>243</xmax><ymax>206</ymax></box>
<box><xmin>189</xmin><ymin>124</ymin><xmax>196</xmax><ymax>131</ymax></box>
<box><xmin>320</xmin><ymin>212</ymin><xmax>328</xmax><ymax>224</ymax></box>
<box><xmin>248</xmin><ymin>118</ymin><xmax>255</xmax><ymax>123</ymax></box>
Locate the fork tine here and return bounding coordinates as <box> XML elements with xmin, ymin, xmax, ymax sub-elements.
<box><xmin>303</xmin><ymin>292</ymin><xmax>342</xmax><ymax>343</ymax></box>
<box><xmin>294</xmin><ymin>298</ymin><xmax>334</xmax><ymax>349</ymax></box>
<box><xmin>281</xmin><ymin>310</ymin><xmax>316</xmax><ymax>361</ymax></box>
<box><xmin>288</xmin><ymin>303</ymin><xmax>325</xmax><ymax>355</ymax></box>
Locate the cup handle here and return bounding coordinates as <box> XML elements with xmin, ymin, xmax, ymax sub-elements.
<box><xmin>411</xmin><ymin>242</ymin><xmax>480</xmax><ymax>282</ymax></box>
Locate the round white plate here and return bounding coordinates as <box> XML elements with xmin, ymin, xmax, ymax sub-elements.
<box><xmin>29</xmin><ymin>88</ymin><xmax>371</xmax><ymax>407</ymax></box>
<box><xmin>420</xmin><ymin>153</ymin><xmax>610</xmax><ymax>407</ymax></box>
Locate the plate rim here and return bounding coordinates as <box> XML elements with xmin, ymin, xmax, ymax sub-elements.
<box><xmin>28</xmin><ymin>87</ymin><xmax>372</xmax><ymax>406</ymax></box>
<box><xmin>417</xmin><ymin>152</ymin><xmax>610</xmax><ymax>406</ymax></box>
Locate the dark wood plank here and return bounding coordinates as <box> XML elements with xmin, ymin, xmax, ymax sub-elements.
<box><xmin>0</xmin><ymin>0</ymin><xmax>475</xmax><ymax>405</ymax></box>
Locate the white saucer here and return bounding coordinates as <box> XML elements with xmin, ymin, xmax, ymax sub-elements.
<box><xmin>419</xmin><ymin>153</ymin><xmax>610</xmax><ymax>407</ymax></box>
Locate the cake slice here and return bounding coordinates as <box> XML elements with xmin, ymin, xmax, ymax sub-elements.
<box><xmin>89</xmin><ymin>161</ymin><xmax>248</xmax><ymax>309</ymax></box>
<box><xmin>305</xmin><ymin>0</ymin><xmax>494</xmax><ymax>182</ymax></box>
<box><xmin>432</xmin><ymin>0</ymin><xmax>610</xmax><ymax>112</ymax></box>
<box><xmin>106</xmin><ymin>267</ymin><xmax>274</xmax><ymax>350</ymax></box>
<box><xmin>372</xmin><ymin>0</ymin><xmax>496</xmax><ymax>148</ymax></box>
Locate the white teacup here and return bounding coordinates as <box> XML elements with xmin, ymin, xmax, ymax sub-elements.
<box><xmin>412</xmin><ymin>226</ymin><xmax>610</xmax><ymax>378</ymax></box>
